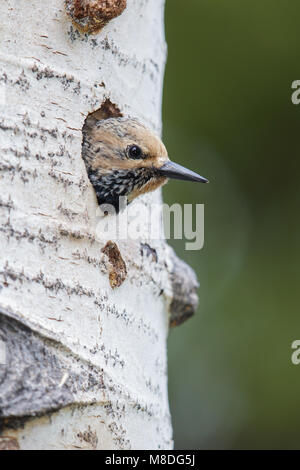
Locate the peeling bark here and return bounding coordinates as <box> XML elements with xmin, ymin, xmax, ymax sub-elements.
<box><xmin>0</xmin><ymin>436</ymin><xmax>20</xmax><ymax>450</ymax></box>
<box><xmin>168</xmin><ymin>250</ymin><xmax>199</xmax><ymax>327</ymax></box>
<box><xmin>0</xmin><ymin>0</ymin><xmax>199</xmax><ymax>450</ymax></box>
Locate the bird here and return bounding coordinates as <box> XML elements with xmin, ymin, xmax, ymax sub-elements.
<box><xmin>82</xmin><ymin>117</ymin><xmax>208</xmax><ymax>212</ymax></box>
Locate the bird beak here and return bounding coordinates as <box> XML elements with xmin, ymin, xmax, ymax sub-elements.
<box><xmin>158</xmin><ymin>160</ymin><xmax>209</xmax><ymax>183</ymax></box>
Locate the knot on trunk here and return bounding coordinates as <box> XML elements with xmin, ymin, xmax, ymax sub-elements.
<box><xmin>65</xmin><ymin>0</ymin><xmax>127</xmax><ymax>33</ymax></box>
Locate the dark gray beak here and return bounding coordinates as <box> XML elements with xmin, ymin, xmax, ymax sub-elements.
<box><xmin>158</xmin><ymin>160</ymin><xmax>209</xmax><ymax>183</ymax></box>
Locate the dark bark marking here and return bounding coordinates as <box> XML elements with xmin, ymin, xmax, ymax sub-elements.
<box><xmin>77</xmin><ymin>425</ymin><xmax>98</xmax><ymax>449</ymax></box>
<box><xmin>140</xmin><ymin>243</ymin><xmax>158</xmax><ymax>263</ymax></box>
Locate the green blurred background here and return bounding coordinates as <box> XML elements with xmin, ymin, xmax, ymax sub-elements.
<box><xmin>163</xmin><ymin>0</ymin><xmax>300</xmax><ymax>450</ymax></box>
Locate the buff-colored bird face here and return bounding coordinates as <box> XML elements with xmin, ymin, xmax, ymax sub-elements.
<box><xmin>82</xmin><ymin>117</ymin><xmax>208</xmax><ymax>211</ymax></box>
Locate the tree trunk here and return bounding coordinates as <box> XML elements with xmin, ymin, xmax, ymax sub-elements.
<box><xmin>0</xmin><ymin>0</ymin><xmax>198</xmax><ymax>450</ymax></box>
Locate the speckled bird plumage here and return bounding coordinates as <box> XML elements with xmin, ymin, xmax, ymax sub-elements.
<box><xmin>82</xmin><ymin>117</ymin><xmax>208</xmax><ymax>212</ymax></box>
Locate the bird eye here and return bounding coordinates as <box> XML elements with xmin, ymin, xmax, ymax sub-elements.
<box><xmin>128</xmin><ymin>145</ymin><xmax>142</xmax><ymax>159</ymax></box>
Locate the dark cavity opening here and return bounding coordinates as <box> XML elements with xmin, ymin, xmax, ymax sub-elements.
<box><xmin>83</xmin><ymin>98</ymin><xmax>122</xmax><ymax>131</ymax></box>
<box><xmin>81</xmin><ymin>99</ymin><xmax>123</xmax><ymax>208</ymax></box>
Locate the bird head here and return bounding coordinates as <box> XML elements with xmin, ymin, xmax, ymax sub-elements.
<box><xmin>82</xmin><ymin>117</ymin><xmax>208</xmax><ymax>212</ymax></box>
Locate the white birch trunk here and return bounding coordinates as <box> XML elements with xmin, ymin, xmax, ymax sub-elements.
<box><xmin>0</xmin><ymin>0</ymin><xmax>198</xmax><ymax>450</ymax></box>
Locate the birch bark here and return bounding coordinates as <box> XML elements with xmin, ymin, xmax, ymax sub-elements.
<box><xmin>0</xmin><ymin>0</ymin><xmax>198</xmax><ymax>450</ymax></box>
